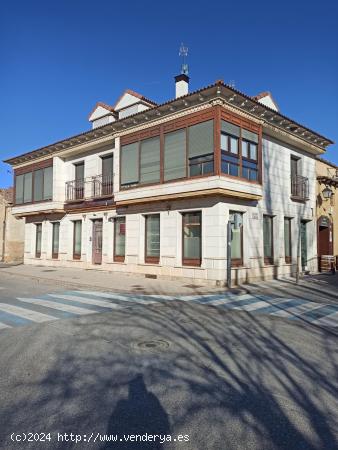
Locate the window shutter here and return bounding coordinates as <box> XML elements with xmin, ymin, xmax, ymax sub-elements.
<box><xmin>34</xmin><ymin>169</ymin><xmax>43</xmax><ymax>201</ymax></box>
<box><xmin>102</xmin><ymin>155</ymin><xmax>114</xmax><ymax>178</ymax></box>
<box><xmin>140</xmin><ymin>136</ymin><xmax>160</xmax><ymax>184</ymax></box>
<box><xmin>43</xmin><ymin>166</ymin><xmax>53</xmax><ymax>200</ymax></box>
<box><xmin>23</xmin><ymin>172</ymin><xmax>32</xmax><ymax>203</ymax></box>
<box><xmin>15</xmin><ymin>174</ymin><xmax>24</xmax><ymax>204</ymax></box>
<box><xmin>121</xmin><ymin>143</ymin><xmax>139</xmax><ymax>185</ymax></box>
<box><xmin>164</xmin><ymin>129</ymin><xmax>186</xmax><ymax>181</ymax></box>
<box><xmin>188</xmin><ymin>120</ymin><xmax>214</xmax><ymax>158</ymax></box>
<box><xmin>242</xmin><ymin>129</ymin><xmax>258</xmax><ymax>143</ymax></box>
<box><xmin>221</xmin><ymin>121</ymin><xmax>240</xmax><ymax>137</ymax></box>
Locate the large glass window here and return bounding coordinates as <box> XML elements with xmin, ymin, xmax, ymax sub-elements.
<box><xmin>182</xmin><ymin>211</ymin><xmax>202</xmax><ymax>266</ymax></box>
<box><xmin>241</xmin><ymin>129</ymin><xmax>258</xmax><ymax>181</ymax></box>
<box><xmin>221</xmin><ymin>121</ymin><xmax>259</xmax><ymax>181</ymax></box>
<box><xmin>229</xmin><ymin>212</ymin><xmax>243</xmax><ymax>266</ymax></box>
<box><xmin>114</xmin><ymin>217</ymin><xmax>126</xmax><ymax>262</ymax></box>
<box><xmin>101</xmin><ymin>154</ymin><xmax>114</xmax><ymax>195</ymax></box>
<box><xmin>34</xmin><ymin>169</ymin><xmax>44</xmax><ymax>202</ymax></box>
<box><xmin>145</xmin><ymin>215</ymin><xmax>160</xmax><ymax>263</ymax></box>
<box><xmin>140</xmin><ymin>136</ymin><xmax>161</xmax><ymax>184</ymax></box>
<box><xmin>263</xmin><ymin>215</ymin><xmax>273</xmax><ymax>265</ymax></box>
<box><xmin>121</xmin><ymin>143</ymin><xmax>139</xmax><ymax>186</ymax></box>
<box><xmin>284</xmin><ymin>218</ymin><xmax>292</xmax><ymax>264</ymax></box>
<box><xmin>43</xmin><ymin>166</ymin><xmax>53</xmax><ymax>200</ymax></box>
<box><xmin>164</xmin><ymin>129</ymin><xmax>186</xmax><ymax>181</ymax></box>
<box><xmin>15</xmin><ymin>166</ymin><xmax>53</xmax><ymax>204</ymax></box>
<box><xmin>52</xmin><ymin>222</ymin><xmax>60</xmax><ymax>259</ymax></box>
<box><xmin>15</xmin><ymin>174</ymin><xmax>24</xmax><ymax>204</ymax></box>
<box><xmin>23</xmin><ymin>172</ymin><xmax>32</xmax><ymax>203</ymax></box>
<box><xmin>188</xmin><ymin>120</ymin><xmax>214</xmax><ymax>177</ymax></box>
<box><xmin>35</xmin><ymin>223</ymin><xmax>42</xmax><ymax>258</ymax></box>
<box><xmin>221</xmin><ymin>121</ymin><xmax>240</xmax><ymax>177</ymax></box>
<box><xmin>73</xmin><ymin>221</ymin><xmax>82</xmax><ymax>260</ymax></box>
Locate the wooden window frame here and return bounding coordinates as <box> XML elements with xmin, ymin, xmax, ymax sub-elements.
<box><xmin>182</xmin><ymin>211</ymin><xmax>202</xmax><ymax>267</ymax></box>
<box><xmin>114</xmin><ymin>217</ymin><xmax>126</xmax><ymax>262</ymax></box>
<box><xmin>120</xmin><ymin>110</ymin><xmax>216</xmax><ymax>191</ymax></box>
<box><xmin>14</xmin><ymin>161</ymin><xmax>53</xmax><ymax>206</ymax></box>
<box><xmin>284</xmin><ymin>217</ymin><xmax>292</xmax><ymax>264</ymax></box>
<box><xmin>263</xmin><ymin>215</ymin><xmax>274</xmax><ymax>265</ymax></box>
<box><xmin>52</xmin><ymin>222</ymin><xmax>60</xmax><ymax>259</ymax></box>
<box><xmin>73</xmin><ymin>220</ymin><xmax>82</xmax><ymax>260</ymax></box>
<box><xmin>35</xmin><ymin>223</ymin><xmax>42</xmax><ymax>258</ymax></box>
<box><xmin>144</xmin><ymin>214</ymin><xmax>160</xmax><ymax>264</ymax></box>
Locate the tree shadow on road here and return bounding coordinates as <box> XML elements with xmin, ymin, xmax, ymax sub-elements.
<box><xmin>1</xmin><ymin>296</ymin><xmax>338</xmax><ymax>450</ymax></box>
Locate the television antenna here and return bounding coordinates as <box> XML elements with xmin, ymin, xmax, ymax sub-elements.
<box><xmin>179</xmin><ymin>43</ymin><xmax>189</xmax><ymax>76</ymax></box>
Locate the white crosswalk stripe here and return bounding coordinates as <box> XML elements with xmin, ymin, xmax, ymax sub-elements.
<box><xmin>271</xmin><ymin>302</ymin><xmax>323</xmax><ymax>318</ymax></box>
<box><xmin>0</xmin><ymin>321</ymin><xmax>11</xmax><ymax>329</ymax></box>
<box><xmin>206</xmin><ymin>294</ymin><xmax>258</xmax><ymax>306</ymax></box>
<box><xmin>47</xmin><ymin>294</ymin><xmax>124</xmax><ymax>310</ymax></box>
<box><xmin>17</xmin><ymin>297</ymin><xmax>97</xmax><ymax>315</ymax></box>
<box><xmin>313</xmin><ymin>311</ymin><xmax>338</xmax><ymax>328</ymax></box>
<box><xmin>0</xmin><ymin>302</ymin><xmax>56</xmax><ymax>323</ymax></box>
<box><xmin>77</xmin><ymin>291</ymin><xmax>158</xmax><ymax>304</ymax></box>
<box><xmin>232</xmin><ymin>300</ymin><xmax>272</xmax><ymax>311</ymax></box>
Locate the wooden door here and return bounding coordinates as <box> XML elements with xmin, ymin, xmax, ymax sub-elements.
<box><xmin>92</xmin><ymin>219</ymin><xmax>103</xmax><ymax>264</ymax></box>
<box><xmin>318</xmin><ymin>218</ymin><xmax>332</xmax><ymax>256</ymax></box>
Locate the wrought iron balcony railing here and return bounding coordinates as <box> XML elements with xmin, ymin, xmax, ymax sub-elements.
<box><xmin>65</xmin><ymin>175</ymin><xmax>113</xmax><ymax>202</ymax></box>
<box><xmin>291</xmin><ymin>175</ymin><xmax>309</xmax><ymax>201</ymax></box>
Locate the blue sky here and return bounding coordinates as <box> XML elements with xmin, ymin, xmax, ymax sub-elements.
<box><xmin>0</xmin><ymin>0</ymin><xmax>337</xmax><ymax>187</ymax></box>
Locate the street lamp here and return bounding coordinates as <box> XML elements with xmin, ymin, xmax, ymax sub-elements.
<box><xmin>322</xmin><ymin>186</ymin><xmax>333</xmax><ymax>199</ymax></box>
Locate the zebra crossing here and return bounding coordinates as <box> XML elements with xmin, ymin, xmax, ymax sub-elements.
<box><xmin>0</xmin><ymin>289</ymin><xmax>338</xmax><ymax>332</ymax></box>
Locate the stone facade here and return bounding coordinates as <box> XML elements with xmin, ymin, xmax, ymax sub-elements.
<box><xmin>6</xmin><ymin>81</ymin><xmax>333</xmax><ymax>285</ymax></box>
<box><xmin>316</xmin><ymin>158</ymin><xmax>338</xmax><ymax>270</ymax></box>
<box><xmin>0</xmin><ymin>189</ymin><xmax>24</xmax><ymax>263</ymax></box>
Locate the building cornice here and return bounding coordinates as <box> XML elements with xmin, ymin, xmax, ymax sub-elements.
<box><xmin>4</xmin><ymin>81</ymin><xmax>333</xmax><ymax>167</ymax></box>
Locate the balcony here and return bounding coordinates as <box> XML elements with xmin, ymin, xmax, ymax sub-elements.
<box><xmin>291</xmin><ymin>175</ymin><xmax>309</xmax><ymax>201</ymax></box>
<box><xmin>65</xmin><ymin>175</ymin><xmax>114</xmax><ymax>202</ymax></box>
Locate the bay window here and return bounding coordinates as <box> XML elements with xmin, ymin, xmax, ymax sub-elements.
<box><xmin>182</xmin><ymin>211</ymin><xmax>202</xmax><ymax>266</ymax></box>
<box><xmin>15</xmin><ymin>165</ymin><xmax>53</xmax><ymax>205</ymax></box>
<box><xmin>145</xmin><ymin>215</ymin><xmax>160</xmax><ymax>263</ymax></box>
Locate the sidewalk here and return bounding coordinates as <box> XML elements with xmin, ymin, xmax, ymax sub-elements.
<box><xmin>0</xmin><ymin>263</ymin><xmax>337</xmax><ymax>300</ymax></box>
<box><xmin>0</xmin><ymin>264</ymin><xmax>226</xmax><ymax>296</ymax></box>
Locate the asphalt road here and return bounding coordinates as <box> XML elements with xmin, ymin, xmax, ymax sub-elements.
<box><xmin>0</xmin><ymin>273</ymin><xmax>338</xmax><ymax>450</ymax></box>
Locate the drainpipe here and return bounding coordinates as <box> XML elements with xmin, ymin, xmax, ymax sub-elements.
<box><xmin>2</xmin><ymin>202</ymin><xmax>8</xmax><ymax>262</ymax></box>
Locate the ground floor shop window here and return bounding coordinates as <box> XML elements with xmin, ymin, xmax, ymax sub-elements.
<box><xmin>114</xmin><ymin>217</ymin><xmax>126</xmax><ymax>262</ymax></box>
<box><xmin>229</xmin><ymin>212</ymin><xmax>243</xmax><ymax>266</ymax></box>
<box><xmin>73</xmin><ymin>221</ymin><xmax>82</xmax><ymax>260</ymax></box>
<box><xmin>145</xmin><ymin>214</ymin><xmax>160</xmax><ymax>263</ymax></box>
<box><xmin>263</xmin><ymin>215</ymin><xmax>274</xmax><ymax>265</ymax></box>
<box><xmin>35</xmin><ymin>223</ymin><xmax>42</xmax><ymax>258</ymax></box>
<box><xmin>182</xmin><ymin>211</ymin><xmax>202</xmax><ymax>266</ymax></box>
<box><xmin>284</xmin><ymin>218</ymin><xmax>292</xmax><ymax>264</ymax></box>
<box><xmin>52</xmin><ymin>222</ymin><xmax>60</xmax><ymax>259</ymax></box>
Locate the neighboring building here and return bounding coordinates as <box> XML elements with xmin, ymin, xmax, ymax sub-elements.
<box><xmin>0</xmin><ymin>188</ymin><xmax>24</xmax><ymax>263</ymax></box>
<box><xmin>3</xmin><ymin>75</ymin><xmax>334</xmax><ymax>285</ymax></box>
<box><xmin>316</xmin><ymin>158</ymin><xmax>338</xmax><ymax>271</ymax></box>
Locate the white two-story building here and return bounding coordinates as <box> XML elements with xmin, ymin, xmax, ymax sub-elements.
<box><xmin>4</xmin><ymin>75</ymin><xmax>333</xmax><ymax>285</ymax></box>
